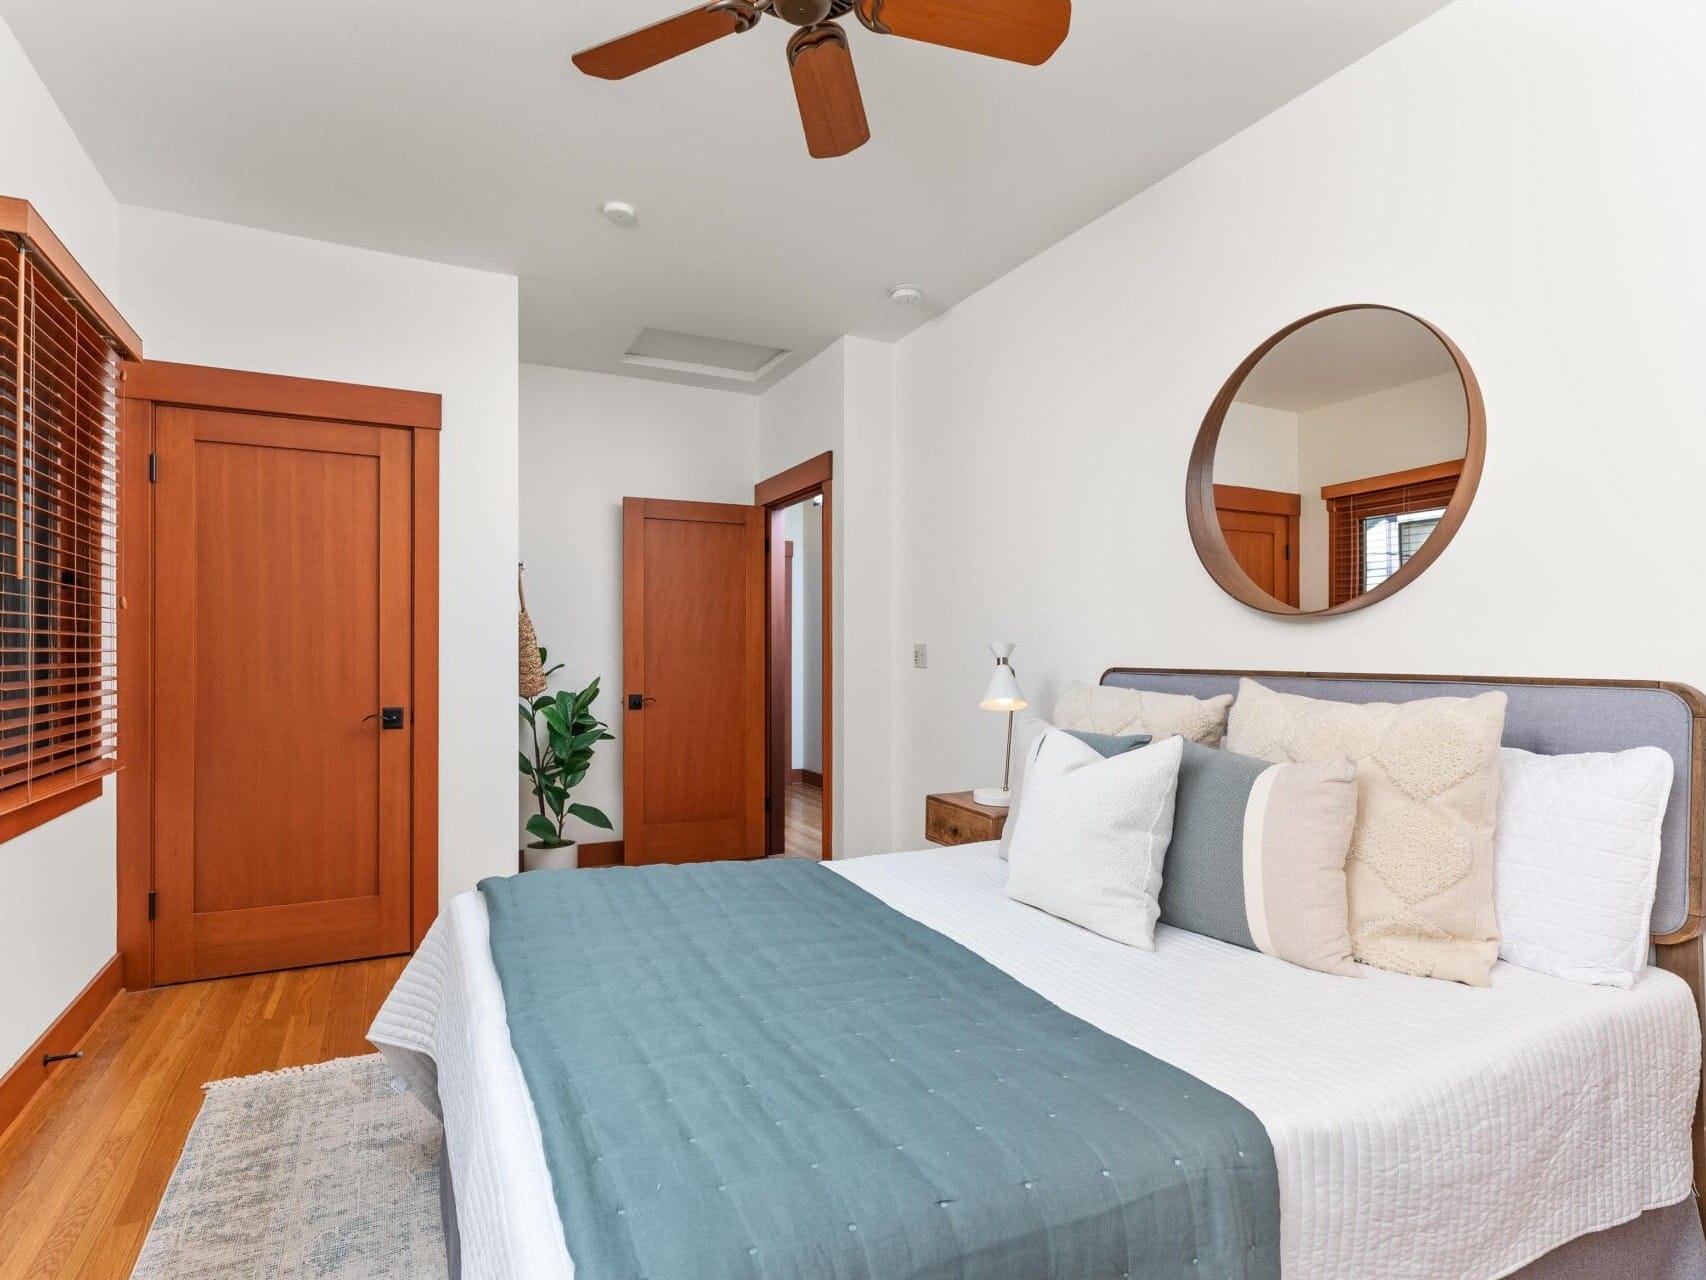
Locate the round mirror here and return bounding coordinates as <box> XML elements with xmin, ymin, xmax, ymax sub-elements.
<box><xmin>1186</xmin><ymin>305</ymin><xmax>1484</xmax><ymax>616</ymax></box>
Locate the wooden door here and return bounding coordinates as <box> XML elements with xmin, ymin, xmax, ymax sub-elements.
<box><xmin>1214</xmin><ymin>485</ymin><xmax>1300</xmax><ymax>608</ymax></box>
<box><xmin>152</xmin><ymin>407</ymin><xmax>415</xmax><ymax>983</ymax></box>
<box><xmin>622</xmin><ymin>498</ymin><xmax>766</xmax><ymax>864</ymax></box>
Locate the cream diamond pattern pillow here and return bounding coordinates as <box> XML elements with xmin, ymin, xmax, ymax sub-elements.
<box><xmin>1225</xmin><ymin>678</ymin><xmax>1507</xmax><ymax>985</ymax></box>
<box><xmin>1055</xmin><ymin>680</ymin><xmax>1233</xmax><ymax>747</ymax></box>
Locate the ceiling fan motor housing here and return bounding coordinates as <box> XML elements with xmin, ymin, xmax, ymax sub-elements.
<box><xmin>771</xmin><ymin>0</ymin><xmax>845</xmax><ymax>26</ymax></box>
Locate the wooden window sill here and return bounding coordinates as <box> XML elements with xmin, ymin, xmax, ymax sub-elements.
<box><xmin>0</xmin><ymin>777</ymin><xmax>106</xmax><ymax>843</ymax></box>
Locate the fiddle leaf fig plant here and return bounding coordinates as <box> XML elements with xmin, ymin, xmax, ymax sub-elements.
<box><xmin>519</xmin><ymin>650</ymin><xmax>615</xmax><ymax>849</ymax></box>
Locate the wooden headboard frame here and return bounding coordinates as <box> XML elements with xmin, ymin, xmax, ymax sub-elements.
<box><xmin>1101</xmin><ymin>667</ymin><xmax>1706</xmax><ymax>1205</ymax></box>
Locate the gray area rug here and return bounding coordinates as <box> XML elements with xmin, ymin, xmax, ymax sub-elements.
<box><xmin>132</xmin><ymin>1054</ymin><xmax>447</xmax><ymax>1279</ymax></box>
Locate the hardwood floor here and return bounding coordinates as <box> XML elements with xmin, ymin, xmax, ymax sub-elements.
<box><xmin>0</xmin><ymin>955</ymin><xmax>408</xmax><ymax>1280</ymax></box>
<box><xmin>782</xmin><ymin>779</ymin><xmax>823</xmax><ymax>859</ymax></box>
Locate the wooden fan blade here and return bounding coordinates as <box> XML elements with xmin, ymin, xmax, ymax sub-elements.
<box><xmin>788</xmin><ymin>26</ymin><xmax>870</xmax><ymax>159</ymax></box>
<box><xmin>855</xmin><ymin>0</ymin><xmax>1070</xmax><ymax>66</ymax></box>
<box><xmin>574</xmin><ymin>3</ymin><xmax>757</xmax><ymax>80</ymax></box>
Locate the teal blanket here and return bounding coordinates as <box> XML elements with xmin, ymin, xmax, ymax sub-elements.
<box><xmin>480</xmin><ymin>860</ymin><xmax>1279</xmax><ymax>1280</ymax></box>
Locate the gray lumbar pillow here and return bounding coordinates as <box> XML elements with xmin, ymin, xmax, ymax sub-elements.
<box><xmin>1160</xmin><ymin>741</ymin><xmax>1270</xmax><ymax>948</ymax></box>
<box><xmin>998</xmin><ymin>720</ymin><xmax>1151</xmax><ymax>860</ymax></box>
<box><xmin>1160</xmin><ymin>740</ymin><xmax>1361</xmax><ymax>977</ymax></box>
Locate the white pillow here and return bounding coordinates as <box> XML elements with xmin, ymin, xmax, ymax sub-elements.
<box><xmin>1005</xmin><ymin>732</ymin><xmax>1184</xmax><ymax>949</ymax></box>
<box><xmin>998</xmin><ymin>717</ymin><xmax>1152</xmax><ymax>861</ymax></box>
<box><xmin>1494</xmin><ymin>745</ymin><xmax>1673</xmax><ymax>988</ymax></box>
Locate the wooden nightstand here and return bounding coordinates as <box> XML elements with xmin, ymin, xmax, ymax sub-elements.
<box><xmin>925</xmin><ymin>792</ymin><xmax>1009</xmax><ymax>846</ymax></box>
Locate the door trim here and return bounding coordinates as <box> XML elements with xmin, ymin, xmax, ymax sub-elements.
<box><xmin>757</xmin><ymin>452</ymin><xmax>833</xmax><ymax>860</ymax></box>
<box><xmin>117</xmin><ymin>361</ymin><xmax>441</xmax><ymax>990</ymax></box>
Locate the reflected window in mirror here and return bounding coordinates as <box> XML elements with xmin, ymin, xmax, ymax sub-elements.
<box><xmin>1362</xmin><ymin>508</ymin><xmax>1444</xmax><ymax>591</ymax></box>
<box><xmin>1322</xmin><ymin>459</ymin><xmax>1463</xmax><ymax>605</ymax></box>
<box><xmin>1187</xmin><ymin>306</ymin><xmax>1484</xmax><ymax>617</ymax></box>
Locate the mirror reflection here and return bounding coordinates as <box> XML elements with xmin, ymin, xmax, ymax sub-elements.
<box><xmin>1210</xmin><ymin>308</ymin><xmax>1470</xmax><ymax>611</ymax></box>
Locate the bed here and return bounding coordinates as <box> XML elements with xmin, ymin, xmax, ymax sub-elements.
<box><xmin>371</xmin><ymin>670</ymin><xmax>1706</xmax><ymax>1279</ymax></box>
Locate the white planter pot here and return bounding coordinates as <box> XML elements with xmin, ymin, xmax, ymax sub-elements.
<box><xmin>522</xmin><ymin>843</ymin><xmax>579</xmax><ymax>872</ymax></box>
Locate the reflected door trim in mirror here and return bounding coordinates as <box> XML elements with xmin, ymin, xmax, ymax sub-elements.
<box><xmin>1185</xmin><ymin>304</ymin><xmax>1485</xmax><ymax>618</ymax></box>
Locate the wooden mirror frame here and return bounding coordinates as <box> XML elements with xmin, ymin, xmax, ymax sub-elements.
<box><xmin>1185</xmin><ymin>304</ymin><xmax>1486</xmax><ymax>618</ymax></box>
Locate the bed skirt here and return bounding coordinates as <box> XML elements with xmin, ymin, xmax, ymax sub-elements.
<box><xmin>435</xmin><ymin>1147</ymin><xmax>1699</xmax><ymax>1280</ymax></box>
<box><xmin>440</xmin><ymin>1146</ymin><xmax>463</xmax><ymax>1280</ymax></box>
<box><xmin>1510</xmin><ymin>1195</ymin><xmax>1704</xmax><ymax>1279</ymax></box>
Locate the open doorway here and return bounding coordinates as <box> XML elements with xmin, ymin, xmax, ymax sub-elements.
<box><xmin>777</xmin><ymin>497</ymin><xmax>825</xmax><ymax>858</ymax></box>
<box><xmin>757</xmin><ymin>453</ymin><xmax>833</xmax><ymax>861</ymax></box>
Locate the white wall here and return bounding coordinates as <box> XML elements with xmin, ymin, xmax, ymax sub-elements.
<box><xmin>890</xmin><ymin>0</ymin><xmax>1706</xmax><ymax>847</ymax></box>
<box><xmin>519</xmin><ymin>364</ymin><xmax>758</xmax><ymax>844</ymax></box>
<box><xmin>1296</xmin><ymin>371</ymin><xmax>1468</xmax><ymax>608</ymax></box>
<box><xmin>115</xmin><ymin>206</ymin><xmax>520</xmax><ymax>906</ymax></box>
<box><xmin>0</xmin><ymin>14</ymin><xmax>123</xmax><ymax>1073</ymax></box>
<box><xmin>758</xmin><ymin>337</ymin><xmax>896</xmax><ymax>857</ymax></box>
<box><xmin>1216</xmin><ymin>401</ymin><xmax>1300</xmax><ymax>493</ymax></box>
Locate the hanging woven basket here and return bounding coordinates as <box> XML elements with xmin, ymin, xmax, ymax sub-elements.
<box><xmin>518</xmin><ymin>564</ymin><xmax>547</xmax><ymax>698</ymax></box>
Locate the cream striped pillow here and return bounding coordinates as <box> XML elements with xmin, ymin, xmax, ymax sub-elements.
<box><xmin>1240</xmin><ymin>758</ymin><xmax>1361</xmax><ymax>976</ymax></box>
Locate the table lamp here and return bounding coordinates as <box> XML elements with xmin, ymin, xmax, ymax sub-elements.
<box><xmin>973</xmin><ymin>643</ymin><xmax>1028</xmax><ymax>807</ymax></box>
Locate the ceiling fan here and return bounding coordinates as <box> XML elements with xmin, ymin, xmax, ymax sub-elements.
<box><xmin>572</xmin><ymin>0</ymin><xmax>1071</xmax><ymax>159</ymax></box>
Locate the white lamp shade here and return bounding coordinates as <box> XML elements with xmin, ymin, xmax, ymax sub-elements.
<box><xmin>980</xmin><ymin>662</ymin><xmax>1028</xmax><ymax>712</ymax></box>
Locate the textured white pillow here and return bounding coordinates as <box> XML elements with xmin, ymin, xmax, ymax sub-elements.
<box><xmin>1055</xmin><ymin>680</ymin><xmax>1233</xmax><ymax>746</ymax></box>
<box><xmin>998</xmin><ymin>717</ymin><xmax>1151</xmax><ymax>861</ymax></box>
<box><xmin>1495</xmin><ymin>745</ymin><xmax>1673</xmax><ymax>988</ymax></box>
<box><xmin>1226</xmin><ymin>678</ymin><xmax>1507</xmax><ymax>986</ymax></box>
<box><xmin>1005</xmin><ymin>733</ymin><xmax>1184</xmax><ymax>949</ymax></box>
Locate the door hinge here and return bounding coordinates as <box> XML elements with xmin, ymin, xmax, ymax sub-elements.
<box><xmin>148</xmin><ymin>453</ymin><xmax>159</xmax><ymax>483</ymax></box>
<box><xmin>765</xmin><ymin>795</ymin><xmax>772</xmax><ymax>815</ymax></box>
<box><xmin>764</xmin><ymin>536</ymin><xmax>771</xmax><ymax>553</ymax></box>
<box><xmin>147</xmin><ymin>890</ymin><xmax>157</xmax><ymax>920</ymax></box>
<box><xmin>1283</xmin><ymin>543</ymin><xmax>1291</xmax><ymax>561</ymax></box>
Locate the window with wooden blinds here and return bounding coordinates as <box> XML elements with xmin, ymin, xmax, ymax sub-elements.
<box><xmin>1324</xmin><ymin>460</ymin><xmax>1464</xmax><ymax>608</ymax></box>
<box><xmin>0</xmin><ymin>209</ymin><xmax>134</xmax><ymax>824</ymax></box>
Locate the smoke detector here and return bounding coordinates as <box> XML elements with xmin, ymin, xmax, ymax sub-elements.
<box><xmin>889</xmin><ymin>284</ymin><xmax>924</xmax><ymax>306</ymax></box>
<box><xmin>602</xmin><ymin>201</ymin><xmax>638</xmax><ymax>227</ymax></box>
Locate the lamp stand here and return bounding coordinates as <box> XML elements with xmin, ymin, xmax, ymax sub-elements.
<box><xmin>973</xmin><ymin>710</ymin><xmax>1016</xmax><ymax>808</ymax></box>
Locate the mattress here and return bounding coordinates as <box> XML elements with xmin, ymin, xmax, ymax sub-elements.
<box><xmin>370</xmin><ymin>843</ymin><xmax>1701</xmax><ymax>1280</ymax></box>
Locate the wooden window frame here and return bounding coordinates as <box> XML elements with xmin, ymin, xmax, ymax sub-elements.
<box><xmin>1324</xmin><ymin>460</ymin><xmax>1463</xmax><ymax>608</ymax></box>
<box><xmin>0</xmin><ymin>199</ymin><xmax>141</xmax><ymax>842</ymax></box>
<box><xmin>116</xmin><ymin>360</ymin><xmax>440</xmax><ymax>990</ymax></box>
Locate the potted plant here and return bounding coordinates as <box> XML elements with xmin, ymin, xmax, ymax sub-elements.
<box><xmin>519</xmin><ymin>649</ymin><xmax>615</xmax><ymax>871</ymax></box>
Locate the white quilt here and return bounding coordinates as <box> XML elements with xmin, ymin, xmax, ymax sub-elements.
<box><xmin>369</xmin><ymin>844</ymin><xmax>1700</xmax><ymax>1280</ymax></box>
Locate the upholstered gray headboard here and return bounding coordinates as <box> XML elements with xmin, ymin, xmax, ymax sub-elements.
<box><xmin>1102</xmin><ymin>668</ymin><xmax>1705</xmax><ymax>944</ymax></box>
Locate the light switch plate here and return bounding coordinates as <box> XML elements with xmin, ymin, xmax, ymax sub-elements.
<box><xmin>913</xmin><ymin>644</ymin><xmax>928</xmax><ymax>669</ymax></box>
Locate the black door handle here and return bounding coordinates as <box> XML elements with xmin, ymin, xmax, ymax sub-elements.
<box><xmin>364</xmin><ymin>707</ymin><xmax>406</xmax><ymax>729</ymax></box>
<box><xmin>628</xmin><ymin>694</ymin><xmax>655</xmax><ymax>711</ymax></box>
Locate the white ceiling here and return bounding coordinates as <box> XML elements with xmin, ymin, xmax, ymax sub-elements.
<box><xmin>1235</xmin><ymin>308</ymin><xmax>1459</xmax><ymax>412</ymax></box>
<box><xmin>1</xmin><ymin>0</ymin><xmax>1453</xmax><ymax>393</ymax></box>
